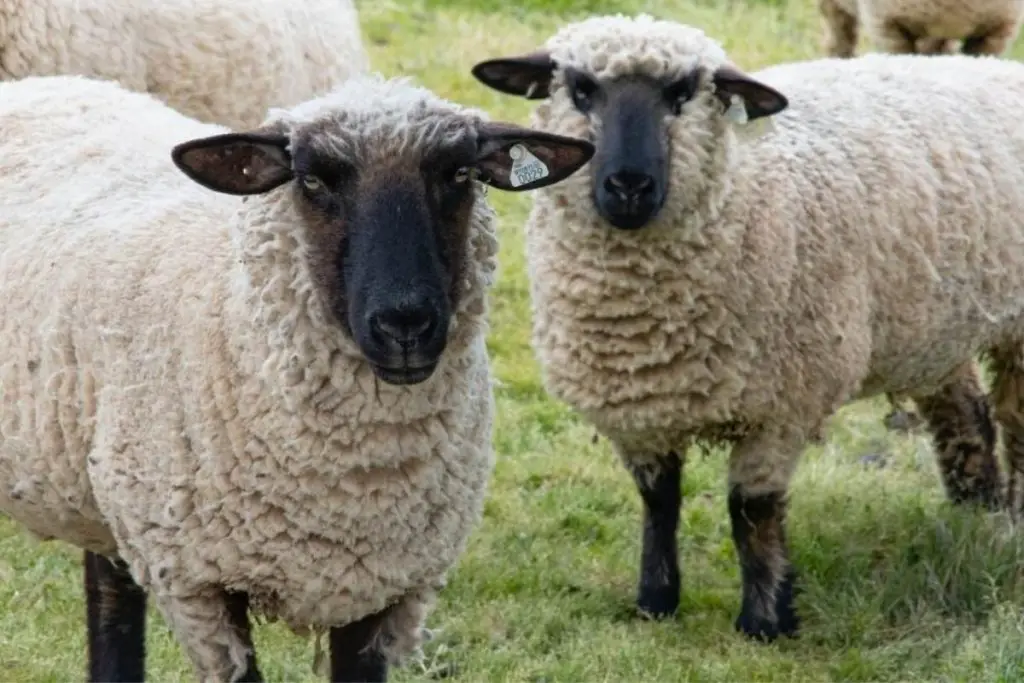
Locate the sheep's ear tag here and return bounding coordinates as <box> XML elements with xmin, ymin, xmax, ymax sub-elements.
<box><xmin>726</xmin><ymin>94</ymin><xmax>776</xmax><ymax>142</ymax></box>
<box><xmin>725</xmin><ymin>94</ymin><xmax>749</xmax><ymax>125</ymax></box>
<box><xmin>508</xmin><ymin>143</ymin><xmax>550</xmax><ymax>188</ymax></box>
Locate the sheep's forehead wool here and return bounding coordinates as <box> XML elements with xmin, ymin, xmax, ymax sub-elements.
<box><xmin>545</xmin><ymin>14</ymin><xmax>729</xmax><ymax>81</ymax></box>
<box><xmin>268</xmin><ymin>74</ymin><xmax>488</xmax><ymax>163</ymax></box>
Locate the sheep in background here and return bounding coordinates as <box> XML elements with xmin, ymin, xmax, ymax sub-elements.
<box><xmin>819</xmin><ymin>0</ymin><xmax>1024</xmax><ymax>57</ymax></box>
<box><xmin>0</xmin><ymin>0</ymin><xmax>370</xmax><ymax>129</ymax></box>
<box><xmin>0</xmin><ymin>72</ymin><xmax>593</xmax><ymax>681</ymax></box>
<box><xmin>471</xmin><ymin>14</ymin><xmax>1024</xmax><ymax>641</ymax></box>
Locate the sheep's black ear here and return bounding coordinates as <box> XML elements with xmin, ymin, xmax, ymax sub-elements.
<box><xmin>471</xmin><ymin>51</ymin><xmax>556</xmax><ymax>99</ymax></box>
<box><xmin>712</xmin><ymin>64</ymin><xmax>788</xmax><ymax>121</ymax></box>
<box><xmin>473</xmin><ymin>122</ymin><xmax>594</xmax><ymax>192</ymax></box>
<box><xmin>171</xmin><ymin>131</ymin><xmax>293</xmax><ymax>195</ymax></box>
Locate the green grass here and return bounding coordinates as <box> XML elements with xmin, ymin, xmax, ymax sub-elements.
<box><xmin>5</xmin><ymin>0</ymin><xmax>1024</xmax><ymax>680</ymax></box>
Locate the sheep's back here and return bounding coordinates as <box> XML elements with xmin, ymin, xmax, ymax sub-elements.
<box><xmin>136</xmin><ymin>0</ymin><xmax>369</xmax><ymax>129</ymax></box>
<box><xmin>0</xmin><ymin>74</ymin><xmax>231</xmax><ymax>552</ymax></box>
<box><xmin>0</xmin><ymin>0</ymin><xmax>369</xmax><ymax>130</ymax></box>
<box><xmin>750</xmin><ymin>53</ymin><xmax>1024</xmax><ymax>388</ymax></box>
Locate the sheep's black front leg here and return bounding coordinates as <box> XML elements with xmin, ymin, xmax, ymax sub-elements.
<box><xmin>728</xmin><ymin>432</ymin><xmax>802</xmax><ymax>642</ymax></box>
<box><xmin>224</xmin><ymin>590</ymin><xmax>263</xmax><ymax>682</ymax></box>
<box><xmin>84</xmin><ymin>550</ymin><xmax>148</xmax><ymax>682</ymax></box>
<box><xmin>626</xmin><ymin>452</ymin><xmax>682</xmax><ymax>619</ymax></box>
<box><xmin>729</xmin><ymin>486</ymin><xmax>798</xmax><ymax>641</ymax></box>
<box><xmin>330</xmin><ymin>608</ymin><xmax>390</xmax><ymax>682</ymax></box>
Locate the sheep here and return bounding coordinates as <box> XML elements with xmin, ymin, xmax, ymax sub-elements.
<box><xmin>818</xmin><ymin>0</ymin><xmax>1024</xmax><ymax>57</ymax></box>
<box><xmin>0</xmin><ymin>0</ymin><xmax>370</xmax><ymax>130</ymax></box>
<box><xmin>0</xmin><ymin>72</ymin><xmax>594</xmax><ymax>681</ymax></box>
<box><xmin>469</xmin><ymin>13</ymin><xmax>1024</xmax><ymax>642</ymax></box>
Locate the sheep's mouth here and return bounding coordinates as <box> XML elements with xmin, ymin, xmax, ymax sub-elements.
<box><xmin>370</xmin><ymin>361</ymin><xmax>439</xmax><ymax>386</ymax></box>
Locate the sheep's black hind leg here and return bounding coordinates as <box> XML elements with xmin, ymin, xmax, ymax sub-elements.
<box><xmin>728</xmin><ymin>433</ymin><xmax>801</xmax><ymax>642</ymax></box>
<box><xmin>912</xmin><ymin>362</ymin><xmax>1002</xmax><ymax>509</ymax></box>
<box><xmin>624</xmin><ymin>451</ymin><xmax>682</xmax><ymax>619</ymax></box>
<box><xmin>85</xmin><ymin>550</ymin><xmax>147</xmax><ymax>682</ymax></box>
<box><xmin>330</xmin><ymin>608</ymin><xmax>390</xmax><ymax>682</ymax></box>
<box><xmin>224</xmin><ymin>591</ymin><xmax>263</xmax><ymax>682</ymax></box>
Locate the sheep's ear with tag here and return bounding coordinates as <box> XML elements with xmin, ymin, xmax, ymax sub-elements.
<box><xmin>473</xmin><ymin>122</ymin><xmax>594</xmax><ymax>192</ymax></box>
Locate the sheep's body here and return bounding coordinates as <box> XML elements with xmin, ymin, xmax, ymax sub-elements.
<box><xmin>819</xmin><ymin>0</ymin><xmax>1024</xmax><ymax>57</ymax></box>
<box><xmin>530</xmin><ymin>48</ymin><xmax>1024</xmax><ymax>455</ymax></box>
<box><xmin>527</xmin><ymin>44</ymin><xmax>1024</xmax><ymax>459</ymax></box>
<box><xmin>0</xmin><ymin>74</ymin><xmax>497</xmax><ymax>678</ymax></box>
<box><xmin>0</xmin><ymin>0</ymin><xmax>369</xmax><ymax>129</ymax></box>
<box><xmin>486</xmin><ymin>15</ymin><xmax>1024</xmax><ymax>639</ymax></box>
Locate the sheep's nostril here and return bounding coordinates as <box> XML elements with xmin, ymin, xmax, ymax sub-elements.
<box><xmin>370</xmin><ymin>305</ymin><xmax>434</xmax><ymax>345</ymax></box>
<box><xmin>604</xmin><ymin>171</ymin><xmax>655</xmax><ymax>200</ymax></box>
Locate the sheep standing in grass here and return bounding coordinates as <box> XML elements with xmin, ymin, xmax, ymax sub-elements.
<box><xmin>0</xmin><ymin>72</ymin><xmax>593</xmax><ymax>681</ymax></box>
<box><xmin>819</xmin><ymin>0</ymin><xmax>1024</xmax><ymax>57</ymax></box>
<box><xmin>471</xmin><ymin>13</ymin><xmax>1024</xmax><ymax>641</ymax></box>
<box><xmin>0</xmin><ymin>0</ymin><xmax>370</xmax><ymax>129</ymax></box>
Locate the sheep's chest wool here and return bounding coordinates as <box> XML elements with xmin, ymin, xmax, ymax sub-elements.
<box><xmin>84</xmin><ymin>183</ymin><xmax>500</xmax><ymax>634</ymax></box>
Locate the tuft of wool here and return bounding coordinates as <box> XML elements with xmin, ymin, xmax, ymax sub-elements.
<box><xmin>0</xmin><ymin>0</ymin><xmax>369</xmax><ymax>129</ymax></box>
<box><xmin>0</xmin><ymin>72</ymin><xmax>497</xmax><ymax>680</ymax></box>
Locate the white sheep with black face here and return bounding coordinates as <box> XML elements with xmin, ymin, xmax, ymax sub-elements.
<box><xmin>472</xmin><ymin>13</ymin><xmax>1024</xmax><ymax>642</ymax></box>
<box><xmin>0</xmin><ymin>0</ymin><xmax>370</xmax><ymax>130</ymax></box>
<box><xmin>818</xmin><ymin>0</ymin><xmax>1024</xmax><ymax>57</ymax></box>
<box><xmin>0</xmin><ymin>72</ymin><xmax>593</xmax><ymax>682</ymax></box>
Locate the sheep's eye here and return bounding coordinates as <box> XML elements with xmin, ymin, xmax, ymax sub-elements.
<box><xmin>568</xmin><ymin>74</ymin><xmax>598</xmax><ymax>113</ymax></box>
<box><xmin>452</xmin><ymin>167</ymin><xmax>471</xmax><ymax>184</ymax></box>
<box><xmin>301</xmin><ymin>175</ymin><xmax>324</xmax><ymax>192</ymax></box>
<box><xmin>666</xmin><ymin>71</ymin><xmax>701</xmax><ymax>116</ymax></box>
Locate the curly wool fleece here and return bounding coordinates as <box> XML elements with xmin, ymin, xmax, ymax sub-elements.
<box><xmin>0</xmin><ymin>73</ymin><xmax>497</xmax><ymax>678</ymax></box>
<box><xmin>521</xmin><ymin>15</ymin><xmax>1024</xmax><ymax>465</ymax></box>
<box><xmin>0</xmin><ymin>0</ymin><xmax>369</xmax><ymax>129</ymax></box>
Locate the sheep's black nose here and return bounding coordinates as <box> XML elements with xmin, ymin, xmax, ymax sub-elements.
<box><xmin>369</xmin><ymin>300</ymin><xmax>436</xmax><ymax>346</ymax></box>
<box><xmin>604</xmin><ymin>170</ymin><xmax>655</xmax><ymax>201</ymax></box>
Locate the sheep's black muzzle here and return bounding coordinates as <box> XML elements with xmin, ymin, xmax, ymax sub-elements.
<box><xmin>593</xmin><ymin>166</ymin><xmax>666</xmax><ymax>230</ymax></box>
<box><xmin>345</xmin><ymin>179</ymin><xmax>452</xmax><ymax>386</ymax></box>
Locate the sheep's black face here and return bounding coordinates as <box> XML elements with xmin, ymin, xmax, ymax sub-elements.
<box><xmin>566</xmin><ymin>68</ymin><xmax>697</xmax><ymax>231</ymax></box>
<box><xmin>169</xmin><ymin>117</ymin><xmax>596</xmax><ymax>386</ymax></box>
<box><xmin>329</xmin><ymin>143</ymin><xmax>478</xmax><ymax>386</ymax></box>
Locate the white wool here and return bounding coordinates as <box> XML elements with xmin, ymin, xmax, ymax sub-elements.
<box><xmin>0</xmin><ymin>0</ymin><xmax>369</xmax><ymax>129</ymax></box>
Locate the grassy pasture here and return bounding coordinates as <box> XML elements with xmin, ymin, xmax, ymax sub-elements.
<box><xmin>3</xmin><ymin>0</ymin><xmax>1024</xmax><ymax>681</ymax></box>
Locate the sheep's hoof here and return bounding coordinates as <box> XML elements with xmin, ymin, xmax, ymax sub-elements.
<box><xmin>735</xmin><ymin>611</ymin><xmax>783</xmax><ymax>642</ymax></box>
<box><xmin>734</xmin><ymin>574</ymin><xmax>800</xmax><ymax>642</ymax></box>
<box><xmin>635</xmin><ymin>584</ymin><xmax>679</xmax><ymax>620</ymax></box>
